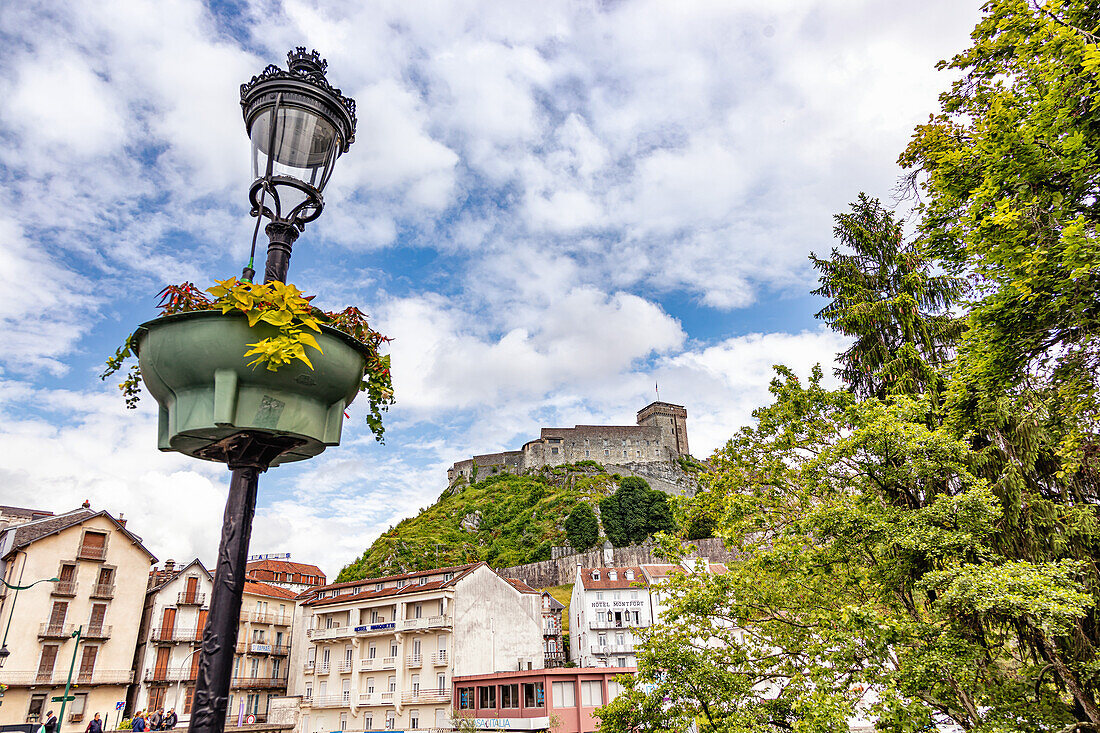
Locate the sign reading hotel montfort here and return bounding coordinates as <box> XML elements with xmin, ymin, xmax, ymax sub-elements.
<box><xmin>447</xmin><ymin>401</ymin><xmax>689</xmax><ymax>484</ymax></box>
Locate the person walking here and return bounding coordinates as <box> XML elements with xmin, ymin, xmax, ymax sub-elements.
<box><xmin>163</xmin><ymin>709</ymin><xmax>177</xmax><ymax>730</ymax></box>
<box><xmin>85</xmin><ymin>713</ymin><xmax>103</xmax><ymax>733</ymax></box>
<box><xmin>44</xmin><ymin>711</ymin><xmax>58</xmax><ymax>733</ymax></box>
<box><xmin>132</xmin><ymin>710</ymin><xmax>146</xmax><ymax>732</ymax></box>
<box><xmin>149</xmin><ymin>709</ymin><xmax>163</xmax><ymax>731</ymax></box>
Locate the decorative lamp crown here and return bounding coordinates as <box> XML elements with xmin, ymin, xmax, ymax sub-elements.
<box><xmin>287</xmin><ymin>47</ymin><xmax>328</xmax><ymax>76</ymax></box>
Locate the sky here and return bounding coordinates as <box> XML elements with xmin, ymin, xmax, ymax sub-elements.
<box><xmin>0</xmin><ymin>0</ymin><xmax>983</xmax><ymax>578</ymax></box>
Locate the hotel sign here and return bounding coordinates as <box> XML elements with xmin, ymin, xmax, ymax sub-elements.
<box><xmin>250</xmin><ymin>643</ymin><xmax>272</xmax><ymax>653</ymax></box>
<box><xmin>354</xmin><ymin>622</ymin><xmax>396</xmax><ymax>633</ymax></box>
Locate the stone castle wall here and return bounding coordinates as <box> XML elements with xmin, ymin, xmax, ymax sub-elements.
<box><xmin>498</xmin><ymin>537</ymin><xmax>735</xmax><ymax>588</ymax></box>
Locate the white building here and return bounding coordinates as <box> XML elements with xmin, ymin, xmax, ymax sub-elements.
<box><xmin>568</xmin><ymin>567</ymin><xmax>652</xmax><ymax>669</ymax></box>
<box><xmin>287</xmin><ymin>563</ymin><xmax>544</xmax><ymax>733</ymax></box>
<box><xmin>131</xmin><ymin>559</ymin><xmax>214</xmax><ymax>722</ymax></box>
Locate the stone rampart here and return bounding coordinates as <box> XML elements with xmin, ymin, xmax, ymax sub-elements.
<box><xmin>498</xmin><ymin>536</ymin><xmax>735</xmax><ymax>588</ymax></box>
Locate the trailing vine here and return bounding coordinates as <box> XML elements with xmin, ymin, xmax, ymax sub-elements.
<box><xmin>102</xmin><ymin>279</ymin><xmax>394</xmax><ymax>441</ymax></box>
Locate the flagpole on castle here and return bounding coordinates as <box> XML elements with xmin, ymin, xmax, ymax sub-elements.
<box><xmin>655</xmin><ymin>382</ymin><xmax>660</xmax><ymax>402</ymax></box>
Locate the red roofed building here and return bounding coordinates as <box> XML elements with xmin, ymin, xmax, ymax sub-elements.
<box><xmin>246</xmin><ymin>557</ymin><xmax>326</xmax><ymax>594</ymax></box>
<box><xmin>288</xmin><ymin>563</ymin><xmax>545</xmax><ymax>733</ymax></box>
<box><xmin>228</xmin><ymin>579</ymin><xmax>298</xmax><ymax>721</ymax></box>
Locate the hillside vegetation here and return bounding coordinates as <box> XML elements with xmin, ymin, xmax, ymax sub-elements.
<box><xmin>337</xmin><ymin>464</ymin><xmax>617</xmax><ymax>582</ymax></box>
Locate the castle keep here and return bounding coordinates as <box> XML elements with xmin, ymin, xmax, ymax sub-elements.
<box><xmin>447</xmin><ymin>401</ymin><xmax>689</xmax><ymax>483</ymax></box>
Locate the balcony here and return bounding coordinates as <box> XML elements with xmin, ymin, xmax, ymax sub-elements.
<box><xmin>271</xmin><ymin>644</ymin><xmax>291</xmax><ymax>656</ymax></box>
<box><xmin>358</xmin><ymin>692</ymin><xmax>379</xmax><ymax>705</ymax></box>
<box><xmin>244</xmin><ymin>611</ymin><xmax>292</xmax><ymax>626</ymax></box>
<box><xmin>5</xmin><ymin>670</ymin><xmax>135</xmax><ymax>687</ymax></box>
<box><xmin>90</xmin><ymin>583</ymin><xmax>115</xmax><ymax>600</ymax></box>
<box><xmin>306</xmin><ymin>626</ymin><xmax>351</xmax><ymax>641</ymax></box>
<box><xmin>317</xmin><ymin>664</ymin><xmax>331</xmax><ymax>675</ymax></box>
<box><xmin>400</xmin><ymin>615</ymin><xmax>453</xmax><ymax>632</ymax></box>
<box><xmin>358</xmin><ymin>658</ymin><xmax>376</xmax><ymax>672</ymax></box>
<box><xmin>144</xmin><ymin>669</ymin><xmax>197</xmax><ymax>683</ymax></box>
<box><xmin>590</xmin><ymin>643</ymin><xmax>635</xmax><ymax>655</ymax></box>
<box><xmin>380</xmin><ymin>692</ymin><xmax>394</xmax><ymax>703</ymax></box>
<box><xmin>310</xmin><ymin>695</ymin><xmax>351</xmax><ymax>708</ymax></box>
<box><xmin>303</xmin><ymin>661</ymin><xmax>316</xmax><ymax>673</ymax></box>
<box><xmin>76</xmin><ymin>545</ymin><xmax>108</xmax><ymax>561</ymax></box>
<box><xmin>588</xmin><ymin>620</ymin><xmax>646</xmax><ymax>631</ymax></box>
<box><xmin>431</xmin><ymin>651</ymin><xmax>448</xmax><ymax>666</ymax></box>
<box><xmin>178</xmin><ymin>591</ymin><xmax>206</xmax><ymax>605</ymax></box>
<box><xmin>400</xmin><ymin>689</ymin><xmax>451</xmax><ymax>704</ymax></box>
<box><xmin>337</xmin><ymin>660</ymin><xmax>354</xmax><ymax>673</ymax></box>
<box><xmin>382</xmin><ymin>657</ymin><xmax>396</xmax><ymax>669</ymax></box>
<box><xmin>51</xmin><ymin>580</ymin><xmax>78</xmax><ymax>597</ymax></box>
<box><xmin>151</xmin><ymin>627</ymin><xmax>199</xmax><ymax>643</ymax></box>
<box><xmin>406</xmin><ymin>654</ymin><xmax>422</xmax><ymax>668</ymax></box>
<box><xmin>38</xmin><ymin>623</ymin><xmax>75</xmax><ymax>639</ymax></box>
<box><xmin>545</xmin><ymin>651</ymin><xmax>567</xmax><ymax>668</ymax></box>
<box><xmin>84</xmin><ymin>625</ymin><xmax>112</xmax><ymax>640</ymax></box>
<box><xmin>230</xmin><ymin>676</ymin><xmax>288</xmax><ymax>690</ymax></box>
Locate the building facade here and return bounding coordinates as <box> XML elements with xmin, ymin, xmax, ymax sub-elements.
<box><xmin>0</xmin><ymin>506</ymin><xmax>155</xmax><ymax>732</ymax></box>
<box><xmin>246</xmin><ymin>558</ymin><xmax>327</xmax><ymax>595</ymax></box>
<box><xmin>131</xmin><ymin>559</ymin><xmax>213</xmax><ymax>722</ymax></box>
<box><xmin>227</xmin><ymin>580</ymin><xmax>297</xmax><ymax>722</ymax></box>
<box><xmin>538</xmin><ymin>593</ymin><xmax>565</xmax><ymax>667</ymax></box>
<box><xmin>448</xmin><ymin>401</ymin><xmax>690</xmax><ymax>483</ymax></box>
<box><xmin>453</xmin><ymin>667</ymin><xmax>633</xmax><ymax>733</ymax></box>
<box><xmin>287</xmin><ymin>563</ymin><xmax>544</xmax><ymax>733</ymax></box>
<box><xmin>568</xmin><ymin>567</ymin><xmax>651</xmax><ymax>669</ymax></box>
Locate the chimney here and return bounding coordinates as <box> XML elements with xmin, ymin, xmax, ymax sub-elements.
<box><xmin>118</xmin><ymin>513</ymin><xmax>127</xmax><ymax>528</ymax></box>
<box><xmin>82</xmin><ymin>499</ymin><xmax>91</xmax><ymax>509</ymax></box>
<box><xmin>165</xmin><ymin>559</ymin><xmax>175</xmax><ymax>573</ymax></box>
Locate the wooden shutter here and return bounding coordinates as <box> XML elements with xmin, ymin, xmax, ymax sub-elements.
<box><xmin>48</xmin><ymin>601</ymin><xmax>68</xmax><ymax>631</ymax></box>
<box><xmin>80</xmin><ymin>531</ymin><xmax>106</xmax><ymax>559</ymax></box>
<box><xmin>196</xmin><ymin>609</ymin><xmax>209</xmax><ymax>643</ymax></box>
<box><xmin>161</xmin><ymin>607</ymin><xmax>176</xmax><ymax>640</ymax></box>
<box><xmin>58</xmin><ymin>564</ymin><xmax>75</xmax><ymax>582</ymax></box>
<box><xmin>183</xmin><ymin>687</ymin><xmax>194</xmax><ymax>714</ymax></box>
<box><xmin>37</xmin><ymin>645</ymin><xmax>58</xmax><ymax>681</ymax></box>
<box><xmin>190</xmin><ymin>650</ymin><xmax>202</xmax><ymax>680</ymax></box>
<box><xmin>154</xmin><ymin>646</ymin><xmax>170</xmax><ymax>680</ymax></box>
<box><xmin>78</xmin><ymin>646</ymin><xmax>97</xmax><ymax>681</ymax></box>
<box><xmin>89</xmin><ymin>603</ymin><xmax>107</xmax><ymax>632</ymax></box>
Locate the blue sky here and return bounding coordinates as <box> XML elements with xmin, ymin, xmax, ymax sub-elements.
<box><xmin>0</xmin><ymin>0</ymin><xmax>981</xmax><ymax>576</ymax></box>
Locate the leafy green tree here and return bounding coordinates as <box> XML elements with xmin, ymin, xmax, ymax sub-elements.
<box><xmin>565</xmin><ymin>502</ymin><xmax>599</xmax><ymax>551</ymax></box>
<box><xmin>600</xmin><ymin>477</ymin><xmax>675</xmax><ymax>547</ymax></box>
<box><xmin>810</xmin><ymin>194</ymin><xmax>966</xmax><ymax>400</ymax></box>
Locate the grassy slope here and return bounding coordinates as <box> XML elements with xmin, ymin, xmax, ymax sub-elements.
<box><xmin>337</xmin><ymin>465</ymin><xmax>614</xmax><ymax>582</ymax></box>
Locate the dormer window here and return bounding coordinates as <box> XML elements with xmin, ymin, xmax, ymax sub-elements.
<box><xmin>397</xmin><ymin>580</ymin><xmax>407</xmax><ymax>588</ymax></box>
<box><xmin>625</xmin><ymin>570</ymin><xmax>634</xmax><ymax>580</ymax></box>
<box><xmin>609</xmin><ymin>571</ymin><xmax>618</xmax><ymax>581</ymax></box>
<box><xmin>375</xmin><ymin>583</ymin><xmax>383</xmax><ymax>592</ymax></box>
<box><xmin>418</xmin><ymin>576</ymin><xmax>428</xmax><ymax>585</ymax></box>
<box><xmin>592</xmin><ymin>571</ymin><xmax>600</xmax><ymax>581</ymax></box>
<box><xmin>443</xmin><ymin>572</ymin><xmax>454</xmax><ymax>581</ymax></box>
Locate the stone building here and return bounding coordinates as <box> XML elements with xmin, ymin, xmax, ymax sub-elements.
<box><xmin>0</xmin><ymin>505</ymin><xmax>155</xmax><ymax>732</ymax></box>
<box><xmin>448</xmin><ymin>400</ymin><xmax>690</xmax><ymax>483</ymax></box>
<box><xmin>287</xmin><ymin>563</ymin><xmax>545</xmax><ymax>733</ymax></box>
<box><xmin>246</xmin><ymin>557</ymin><xmax>327</xmax><ymax>595</ymax></box>
<box><xmin>228</xmin><ymin>580</ymin><xmax>297</xmax><ymax>722</ymax></box>
<box><xmin>131</xmin><ymin>559</ymin><xmax>213</xmax><ymax>722</ymax></box>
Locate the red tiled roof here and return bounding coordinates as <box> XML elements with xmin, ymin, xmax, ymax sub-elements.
<box><xmin>301</xmin><ymin>564</ymin><xmax>483</xmax><ymax>607</ymax></box>
<box><xmin>502</xmin><ymin>577</ymin><xmax>539</xmax><ymax>594</ymax></box>
<box><xmin>578</xmin><ymin>567</ymin><xmax>648</xmax><ymax>590</ymax></box>
<box><xmin>243</xmin><ymin>580</ymin><xmax>298</xmax><ymax>600</ymax></box>
<box><xmin>246</xmin><ymin>559</ymin><xmax>325</xmax><ymax>578</ymax></box>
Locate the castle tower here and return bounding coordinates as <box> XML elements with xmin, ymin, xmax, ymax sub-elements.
<box><xmin>636</xmin><ymin>401</ymin><xmax>689</xmax><ymax>457</ymax></box>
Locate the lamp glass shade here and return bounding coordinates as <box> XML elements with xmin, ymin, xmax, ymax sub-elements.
<box><xmin>250</xmin><ymin>106</ymin><xmax>341</xmax><ymax>192</ymax></box>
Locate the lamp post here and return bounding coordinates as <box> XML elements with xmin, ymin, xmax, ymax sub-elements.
<box><xmin>0</xmin><ymin>577</ymin><xmax>61</xmax><ymax>667</ymax></box>
<box><xmin>56</xmin><ymin>625</ymin><xmax>83</xmax><ymax>729</ymax></box>
<box><xmin>186</xmin><ymin>49</ymin><xmax>356</xmax><ymax>733</ymax></box>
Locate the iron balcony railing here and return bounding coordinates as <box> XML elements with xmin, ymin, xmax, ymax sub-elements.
<box><xmin>5</xmin><ymin>670</ymin><xmax>134</xmax><ymax>686</ymax></box>
<box><xmin>51</xmin><ymin>580</ymin><xmax>78</xmax><ymax>596</ymax></box>
<box><xmin>83</xmin><ymin>624</ymin><xmax>111</xmax><ymax>640</ymax></box>
<box><xmin>177</xmin><ymin>591</ymin><xmax>206</xmax><ymax>605</ymax></box>
<box><xmin>90</xmin><ymin>583</ymin><xmax>115</xmax><ymax>599</ymax></box>
<box><xmin>144</xmin><ymin>668</ymin><xmax>197</xmax><ymax>683</ymax></box>
<box><xmin>400</xmin><ymin>689</ymin><xmax>451</xmax><ymax>704</ymax></box>
<box><xmin>76</xmin><ymin>545</ymin><xmax>108</xmax><ymax>561</ymax></box>
<box><xmin>229</xmin><ymin>676</ymin><xmax>288</xmax><ymax>689</ymax></box>
<box><xmin>38</xmin><ymin>623</ymin><xmax>75</xmax><ymax>639</ymax></box>
<box><xmin>151</xmin><ymin>626</ymin><xmax>201</xmax><ymax>643</ymax></box>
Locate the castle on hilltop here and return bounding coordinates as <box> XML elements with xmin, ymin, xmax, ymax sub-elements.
<box><xmin>447</xmin><ymin>401</ymin><xmax>689</xmax><ymax>483</ymax></box>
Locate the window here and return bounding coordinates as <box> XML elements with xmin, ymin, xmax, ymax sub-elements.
<box><xmin>629</xmin><ymin>588</ymin><xmax>637</xmax><ymax>597</ymax></box>
<box><xmin>616</xmin><ymin>656</ymin><xmax>627</xmax><ymax>666</ymax></box>
<box><xmin>375</xmin><ymin>583</ymin><xmax>383</xmax><ymax>592</ymax></box>
<box><xmin>458</xmin><ymin>687</ymin><xmax>475</xmax><ymax>710</ymax></box>
<box><xmin>604</xmin><ymin>449</ymin><xmax>610</xmax><ymax>456</ymax></box>
<box><xmin>616</xmin><ymin>632</ymin><xmax>625</xmax><ymax>645</ymax></box>
<box><xmin>342</xmin><ymin>680</ymin><xmax>350</xmax><ymax>702</ymax></box>
<box><xmin>184</xmin><ymin>686</ymin><xmax>194</xmax><ymax>714</ymax></box>
<box><xmin>585</xmin><ymin>450</ymin><xmax>590</xmax><ymax>457</ymax></box>
<box><xmin>414</xmin><ymin>604</ymin><xmax>422</xmax><ymax>619</ymax></box>
<box><xmin>625</xmin><ymin>570</ymin><xmax>635</xmax><ymax>581</ymax></box>
<box><xmin>37</xmin><ymin>644</ymin><xmax>59</xmax><ymax>681</ymax></box>
<box><xmin>68</xmin><ymin>693</ymin><xmax>88</xmax><ymax>722</ymax></box>
<box><xmin>339</xmin><ymin>713</ymin><xmax>348</xmax><ymax>731</ymax></box>
<box><xmin>367</xmin><ymin>677</ymin><xmax>375</xmax><ymax>694</ymax></box>
<box><xmin>362</xmin><ymin>715</ymin><xmax>371</xmax><ymax>730</ymax></box>
<box><xmin>551</xmin><ymin>447</ymin><xmax>558</xmax><ymax>455</ymax></box>
<box><xmin>385</xmin><ymin>711</ymin><xmax>395</xmax><ymax>730</ymax></box>
<box><xmin>409</xmin><ymin>711</ymin><xmax>419</xmax><ymax>729</ymax></box>
<box><xmin>412</xmin><ymin>674</ymin><xmax>420</xmax><ymax>696</ymax></box>
<box><xmin>598</xmin><ymin>633</ymin><xmax>607</xmax><ymax>646</ymax></box>
<box><xmin>390</xmin><ymin>642</ymin><xmax>398</xmax><ymax>657</ymax></box>
<box><xmin>27</xmin><ymin>694</ymin><xmax>46</xmax><ymax>723</ymax></box>
<box><xmin>371</xmin><ymin>610</ymin><xmax>379</xmax><ymax>623</ymax></box>
<box><xmin>388</xmin><ymin>676</ymin><xmax>396</xmax><ymax>692</ymax></box>
<box><xmin>368</xmin><ymin>643</ymin><xmax>377</xmax><ymax>659</ymax></box>
<box><xmin>438</xmin><ymin>674</ymin><xmax>447</xmax><ymax>692</ymax></box>
<box><xmin>581</xmin><ymin>680</ymin><xmax>604</xmax><ymax>707</ymax></box>
<box><xmin>608</xmin><ymin>679</ymin><xmax>625</xmax><ymax>700</ymax></box>
<box><xmin>478</xmin><ymin>685</ymin><xmax>496</xmax><ymax>709</ymax></box>
<box><xmin>613</xmin><ymin>591</ymin><xmax>621</xmax><ymax>600</ymax></box>
<box><xmin>592</xmin><ymin>571</ymin><xmax>600</xmax><ymax>581</ymax></box>
<box><xmin>500</xmin><ymin>684</ymin><xmax>519</xmax><ymax>709</ymax></box>
<box><xmin>523</xmin><ymin>682</ymin><xmax>544</xmax><ymax>708</ymax></box>
<box><xmin>608</xmin><ymin>571</ymin><xmax>617</xmax><ymax>581</ymax></box>
<box><xmin>305</xmin><ymin>685</ymin><xmax>312</xmax><ymax>700</ymax></box>
<box><xmin>551</xmin><ymin>682</ymin><xmax>575</xmax><ymax>707</ymax></box>
<box><xmin>443</xmin><ymin>572</ymin><xmax>454</xmax><ymax>581</ymax></box>
<box><xmin>594</xmin><ymin>591</ymin><xmax>603</xmax><ymax>600</ymax></box>
<box><xmin>418</xmin><ymin>576</ymin><xmax>428</xmax><ymax>585</ymax></box>
<box><xmin>78</xmin><ymin>530</ymin><xmax>108</xmax><ymax>560</ymax></box>
<box><xmin>396</xmin><ymin>579</ymin><xmax>407</xmax><ymax>588</ymax></box>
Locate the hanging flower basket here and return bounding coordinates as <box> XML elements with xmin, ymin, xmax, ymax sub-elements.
<box><xmin>133</xmin><ymin>310</ymin><xmax>367</xmax><ymax>465</ymax></box>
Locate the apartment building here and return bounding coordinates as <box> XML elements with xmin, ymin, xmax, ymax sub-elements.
<box><xmin>131</xmin><ymin>559</ymin><xmax>213</xmax><ymax>722</ymax></box>
<box><xmin>0</xmin><ymin>506</ymin><xmax>155</xmax><ymax>732</ymax></box>
<box><xmin>228</xmin><ymin>580</ymin><xmax>297</xmax><ymax>722</ymax></box>
<box><xmin>453</xmin><ymin>666</ymin><xmax>634</xmax><ymax>733</ymax></box>
<box><xmin>538</xmin><ymin>592</ymin><xmax>565</xmax><ymax>667</ymax></box>
<box><xmin>288</xmin><ymin>563</ymin><xmax>544</xmax><ymax>733</ymax></box>
<box><xmin>246</xmin><ymin>558</ymin><xmax>326</xmax><ymax>595</ymax></box>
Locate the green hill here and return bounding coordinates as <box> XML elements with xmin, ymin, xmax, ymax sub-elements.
<box><xmin>336</xmin><ymin>463</ymin><xmax>615</xmax><ymax>582</ymax></box>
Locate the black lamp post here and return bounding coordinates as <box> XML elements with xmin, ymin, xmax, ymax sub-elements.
<box><xmin>186</xmin><ymin>49</ymin><xmax>356</xmax><ymax>733</ymax></box>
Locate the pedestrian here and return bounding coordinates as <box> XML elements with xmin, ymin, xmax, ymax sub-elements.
<box><xmin>132</xmin><ymin>710</ymin><xmax>146</xmax><ymax>732</ymax></box>
<box><xmin>163</xmin><ymin>709</ymin><xmax>177</xmax><ymax>729</ymax></box>
<box><xmin>86</xmin><ymin>713</ymin><xmax>103</xmax><ymax>733</ymax></box>
<box><xmin>44</xmin><ymin>710</ymin><xmax>58</xmax><ymax>733</ymax></box>
<box><xmin>149</xmin><ymin>709</ymin><xmax>163</xmax><ymax>731</ymax></box>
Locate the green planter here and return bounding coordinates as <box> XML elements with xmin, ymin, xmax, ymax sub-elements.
<box><xmin>133</xmin><ymin>310</ymin><xmax>367</xmax><ymax>465</ymax></box>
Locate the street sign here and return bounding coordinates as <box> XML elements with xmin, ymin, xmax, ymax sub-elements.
<box><xmin>52</xmin><ymin>695</ymin><xmax>75</xmax><ymax>702</ymax></box>
<box><xmin>116</xmin><ymin>701</ymin><xmax>125</xmax><ymax>711</ymax></box>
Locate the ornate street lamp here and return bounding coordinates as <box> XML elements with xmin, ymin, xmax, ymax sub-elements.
<box><xmin>0</xmin><ymin>576</ymin><xmax>60</xmax><ymax>667</ymax></box>
<box><xmin>239</xmin><ymin>47</ymin><xmax>357</xmax><ymax>284</ymax></box>
<box><xmin>185</xmin><ymin>49</ymin><xmax>358</xmax><ymax>733</ymax></box>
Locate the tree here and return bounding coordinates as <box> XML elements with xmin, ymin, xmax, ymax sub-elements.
<box><xmin>564</xmin><ymin>502</ymin><xmax>599</xmax><ymax>551</ymax></box>
<box><xmin>599</xmin><ymin>477</ymin><xmax>675</xmax><ymax>547</ymax></box>
<box><xmin>810</xmin><ymin>193</ymin><xmax>965</xmax><ymax>400</ymax></box>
